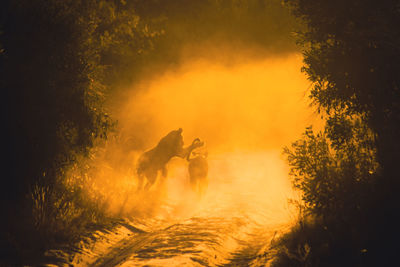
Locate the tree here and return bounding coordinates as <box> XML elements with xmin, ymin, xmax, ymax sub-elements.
<box><xmin>285</xmin><ymin>116</ymin><xmax>377</xmax><ymax>219</ymax></box>
<box><xmin>284</xmin><ymin>0</ymin><xmax>400</xmax><ymax>180</ymax></box>
<box><xmin>0</xmin><ymin>0</ymin><xmax>160</xmax><ymax>261</ymax></box>
<box><xmin>281</xmin><ymin>115</ymin><xmax>377</xmax><ymax>265</ymax></box>
<box><xmin>276</xmin><ymin>0</ymin><xmax>400</xmax><ymax>265</ymax></box>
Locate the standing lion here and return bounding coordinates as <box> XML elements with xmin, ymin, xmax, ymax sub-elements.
<box><xmin>187</xmin><ymin>144</ymin><xmax>208</xmax><ymax>197</ymax></box>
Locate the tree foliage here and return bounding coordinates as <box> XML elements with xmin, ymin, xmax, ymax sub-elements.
<box><xmin>286</xmin><ymin>0</ymin><xmax>400</xmax><ymax>113</ymax></box>
<box><xmin>1</xmin><ymin>0</ymin><xmax>157</xmax><ymax>200</ymax></box>
<box><xmin>278</xmin><ymin>0</ymin><xmax>400</xmax><ymax>266</ymax></box>
<box><xmin>1</xmin><ymin>0</ymin><xmax>160</xmax><ymax>261</ymax></box>
<box><xmin>284</xmin><ymin>0</ymin><xmax>400</xmax><ymax>175</ymax></box>
<box><xmin>285</xmin><ymin>115</ymin><xmax>377</xmax><ymax>222</ymax></box>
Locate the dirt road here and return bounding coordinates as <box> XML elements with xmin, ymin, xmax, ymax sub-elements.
<box><xmin>46</xmin><ymin>152</ymin><xmax>296</xmax><ymax>267</ymax></box>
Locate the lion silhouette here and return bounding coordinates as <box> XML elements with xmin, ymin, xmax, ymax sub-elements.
<box><xmin>187</xmin><ymin>144</ymin><xmax>208</xmax><ymax>197</ymax></box>
<box><xmin>136</xmin><ymin>128</ymin><xmax>204</xmax><ymax>191</ymax></box>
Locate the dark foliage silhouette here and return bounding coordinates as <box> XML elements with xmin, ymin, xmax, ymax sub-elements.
<box><xmin>273</xmin><ymin>0</ymin><xmax>400</xmax><ymax>266</ymax></box>
<box><xmin>0</xmin><ymin>0</ymin><xmax>156</xmax><ymax>263</ymax></box>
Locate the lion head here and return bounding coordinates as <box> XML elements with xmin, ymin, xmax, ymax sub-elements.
<box><xmin>156</xmin><ymin>128</ymin><xmax>184</xmax><ymax>157</ymax></box>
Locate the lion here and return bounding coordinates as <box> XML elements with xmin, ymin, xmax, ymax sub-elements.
<box><xmin>187</xmin><ymin>144</ymin><xmax>208</xmax><ymax>197</ymax></box>
<box><xmin>136</xmin><ymin>128</ymin><xmax>204</xmax><ymax>191</ymax></box>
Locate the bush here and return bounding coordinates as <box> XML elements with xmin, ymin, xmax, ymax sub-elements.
<box><xmin>276</xmin><ymin>115</ymin><xmax>378</xmax><ymax>266</ymax></box>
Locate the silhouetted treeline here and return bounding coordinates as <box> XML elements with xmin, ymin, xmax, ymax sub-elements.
<box><xmin>0</xmin><ymin>0</ymin><xmax>158</xmax><ymax>263</ymax></box>
<box><xmin>273</xmin><ymin>1</ymin><xmax>400</xmax><ymax>266</ymax></box>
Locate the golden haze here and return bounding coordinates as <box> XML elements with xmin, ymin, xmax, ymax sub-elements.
<box><xmin>116</xmin><ymin>53</ymin><xmax>317</xmax><ymax>152</ymax></box>
<box><xmin>68</xmin><ymin>53</ymin><xmax>319</xmax><ymax>223</ymax></box>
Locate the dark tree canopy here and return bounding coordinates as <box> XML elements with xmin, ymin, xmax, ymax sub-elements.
<box><xmin>284</xmin><ymin>0</ymin><xmax>400</xmax><ymax>169</ymax></box>
<box><xmin>0</xmin><ymin>0</ymin><xmax>158</xmax><ymax>260</ymax></box>
<box><xmin>286</xmin><ymin>0</ymin><xmax>400</xmax><ymax>114</ymax></box>
<box><xmin>1</xmin><ymin>0</ymin><xmax>149</xmax><ymax>203</ymax></box>
<box><xmin>279</xmin><ymin>1</ymin><xmax>400</xmax><ymax>266</ymax></box>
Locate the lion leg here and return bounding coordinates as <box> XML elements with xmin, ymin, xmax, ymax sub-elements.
<box><xmin>144</xmin><ymin>169</ymin><xmax>158</xmax><ymax>191</ymax></box>
<box><xmin>189</xmin><ymin>175</ymin><xmax>196</xmax><ymax>191</ymax></box>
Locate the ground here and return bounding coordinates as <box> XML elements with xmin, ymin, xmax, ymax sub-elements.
<box><xmin>44</xmin><ymin>152</ymin><xmax>296</xmax><ymax>267</ymax></box>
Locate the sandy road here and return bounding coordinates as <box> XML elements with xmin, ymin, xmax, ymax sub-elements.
<box><xmin>87</xmin><ymin>216</ymin><xmax>281</xmax><ymax>267</ymax></box>
<box><xmin>46</xmin><ymin>152</ymin><xmax>296</xmax><ymax>267</ymax></box>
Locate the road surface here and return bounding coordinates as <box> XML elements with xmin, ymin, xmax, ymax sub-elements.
<box><xmin>46</xmin><ymin>152</ymin><xmax>296</xmax><ymax>267</ymax></box>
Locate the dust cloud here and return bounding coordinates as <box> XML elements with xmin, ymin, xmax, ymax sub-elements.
<box><xmin>67</xmin><ymin>53</ymin><xmax>319</xmax><ymax>226</ymax></box>
<box><xmin>116</xmin><ymin>53</ymin><xmax>316</xmax><ymax>151</ymax></box>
